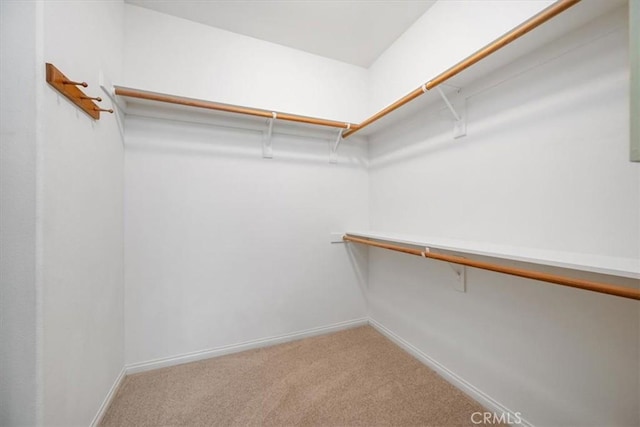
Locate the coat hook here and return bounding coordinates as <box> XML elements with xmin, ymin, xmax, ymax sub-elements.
<box><xmin>81</xmin><ymin>96</ymin><xmax>102</xmax><ymax>102</ymax></box>
<box><xmin>63</xmin><ymin>79</ymin><xmax>88</xmax><ymax>87</ymax></box>
<box><xmin>46</xmin><ymin>63</ymin><xmax>103</xmax><ymax>119</ymax></box>
<box><xmin>93</xmin><ymin>107</ymin><xmax>113</xmax><ymax>114</ymax></box>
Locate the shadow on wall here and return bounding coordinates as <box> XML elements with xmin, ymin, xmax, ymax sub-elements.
<box><xmin>123</xmin><ymin>110</ymin><xmax>369</xmax><ymax>169</ymax></box>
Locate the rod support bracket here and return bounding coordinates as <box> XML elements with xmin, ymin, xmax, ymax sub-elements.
<box><xmin>449</xmin><ymin>262</ymin><xmax>466</xmax><ymax>292</ymax></box>
<box><xmin>263</xmin><ymin>112</ymin><xmax>276</xmax><ymax>159</ymax></box>
<box><xmin>426</xmin><ymin>247</ymin><xmax>466</xmax><ymax>292</ymax></box>
<box><xmin>436</xmin><ymin>87</ymin><xmax>466</xmax><ymax>139</ymax></box>
<box><xmin>330</xmin><ymin>124</ymin><xmax>349</xmax><ymax>164</ymax></box>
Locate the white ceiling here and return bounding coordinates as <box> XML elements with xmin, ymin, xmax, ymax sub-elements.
<box><xmin>125</xmin><ymin>0</ymin><xmax>436</xmax><ymax>68</ymax></box>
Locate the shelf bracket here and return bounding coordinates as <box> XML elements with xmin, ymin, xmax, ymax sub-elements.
<box><xmin>425</xmin><ymin>247</ymin><xmax>466</xmax><ymax>292</ymax></box>
<box><xmin>440</xmin><ymin>83</ymin><xmax>461</xmax><ymax>91</ymax></box>
<box><xmin>436</xmin><ymin>86</ymin><xmax>466</xmax><ymax>139</ymax></box>
<box><xmin>262</xmin><ymin>112</ymin><xmax>276</xmax><ymax>159</ymax></box>
<box><xmin>448</xmin><ymin>262</ymin><xmax>466</xmax><ymax>292</ymax></box>
<box><xmin>330</xmin><ymin>124</ymin><xmax>349</xmax><ymax>164</ymax></box>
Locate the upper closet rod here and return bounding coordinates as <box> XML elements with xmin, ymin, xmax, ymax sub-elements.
<box><xmin>114</xmin><ymin>86</ymin><xmax>358</xmax><ymax>130</ymax></box>
<box><xmin>343</xmin><ymin>235</ymin><xmax>640</xmax><ymax>301</ymax></box>
<box><xmin>342</xmin><ymin>0</ymin><xmax>581</xmax><ymax>138</ymax></box>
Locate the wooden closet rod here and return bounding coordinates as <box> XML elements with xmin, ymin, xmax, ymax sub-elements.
<box><xmin>342</xmin><ymin>0</ymin><xmax>580</xmax><ymax>138</ymax></box>
<box><xmin>343</xmin><ymin>235</ymin><xmax>640</xmax><ymax>301</ymax></box>
<box><xmin>114</xmin><ymin>86</ymin><xmax>359</xmax><ymax>130</ymax></box>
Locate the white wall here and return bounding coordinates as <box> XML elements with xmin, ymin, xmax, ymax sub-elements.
<box><xmin>632</xmin><ymin>0</ymin><xmax>639</xmax><ymax>161</ymax></box>
<box><xmin>368</xmin><ymin>0</ymin><xmax>553</xmax><ymax>115</ymax></box>
<box><xmin>40</xmin><ymin>1</ymin><xmax>125</xmax><ymax>425</ymax></box>
<box><xmin>0</xmin><ymin>1</ymin><xmax>41</xmax><ymax>425</ymax></box>
<box><xmin>124</xmin><ymin>113</ymin><xmax>369</xmax><ymax>366</ymax></box>
<box><xmin>366</xmin><ymin>5</ymin><xmax>639</xmax><ymax>426</ymax></box>
<box><xmin>123</xmin><ymin>4</ymin><xmax>369</xmax><ymax>124</ymax></box>
<box><xmin>122</xmin><ymin>1</ymin><xmax>370</xmax><ymax>368</ymax></box>
<box><xmin>4</xmin><ymin>1</ymin><xmax>637</xmax><ymax>425</ymax></box>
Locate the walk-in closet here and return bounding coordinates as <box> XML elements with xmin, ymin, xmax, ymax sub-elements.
<box><xmin>2</xmin><ymin>0</ymin><xmax>639</xmax><ymax>426</ymax></box>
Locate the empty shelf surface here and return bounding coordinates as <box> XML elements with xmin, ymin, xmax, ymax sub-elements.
<box><xmin>345</xmin><ymin>231</ymin><xmax>640</xmax><ymax>280</ymax></box>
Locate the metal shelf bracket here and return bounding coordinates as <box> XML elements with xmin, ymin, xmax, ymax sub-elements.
<box><xmin>330</xmin><ymin>124</ymin><xmax>349</xmax><ymax>163</ymax></box>
<box><xmin>436</xmin><ymin>87</ymin><xmax>466</xmax><ymax>139</ymax></box>
<box><xmin>425</xmin><ymin>247</ymin><xmax>466</xmax><ymax>292</ymax></box>
<box><xmin>448</xmin><ymin>262</ymin><xmax>466</xmax><ymax>292</ymax></box>
<box><xmin>263</xmin><ymin>112</ymin><xmax>276</xmax><ymax>158</ymax></box>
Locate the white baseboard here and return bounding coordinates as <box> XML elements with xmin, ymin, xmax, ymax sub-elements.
<box><xmin>369</xmin><ymin>318</ymin><xmax>534</xmax><ymax>427</ymax></box>
<box><xmin>90</xmin><ymin>367</ymin><xmax>126</xmax><ymax>427</ymax></box>
<box><xmin>125</xmin><ymin>317</ymin><xmax>369</xmax><ymax>375</ymax></box>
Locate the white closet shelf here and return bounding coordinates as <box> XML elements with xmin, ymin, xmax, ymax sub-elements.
<box><xmin>345</xmin><ymin>231</ymin><xmax>640</xmax><ymax>280</ymax></box>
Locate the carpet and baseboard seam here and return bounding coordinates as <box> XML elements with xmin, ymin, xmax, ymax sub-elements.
<box><xmin>90</xmin><ymin>368</ymin><xmax>126</xmax><ymax>427</ymax></box>
<box><xmin>101</xmin><ymin>325</ymin><xmax>496</xmax><ymax>426</ymax></box>
<box><xmin>94</xmin><ymin>317</ymin><xmax>530</xmax><ymax>426</ymax></box>
<box><xmin>125</xmin><ymin>317</ymin><xmax>369</xmax><ymax>375</ymax></box>
<box><xmin>368</xmin><ymin>318</ymin><xmax>533</xmax><ymax>427</ymax></box>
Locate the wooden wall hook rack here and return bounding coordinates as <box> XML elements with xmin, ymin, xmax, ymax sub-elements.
<box><xmin>45</xmin><ymin>63</ymin><xmax>111</xmax><ymax>120</ymax></box>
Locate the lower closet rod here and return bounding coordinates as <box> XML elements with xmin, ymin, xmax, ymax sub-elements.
<box><xmin>343</xmin><ymin>235</ymin><xmax>640</xmax><ymax>301</ymax></box>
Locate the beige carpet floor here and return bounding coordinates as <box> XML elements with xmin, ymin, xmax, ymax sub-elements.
<box><xmin>101</xmin><ymin>326</ymin><xmax>494</xmax><ymax>426</ymax></box>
